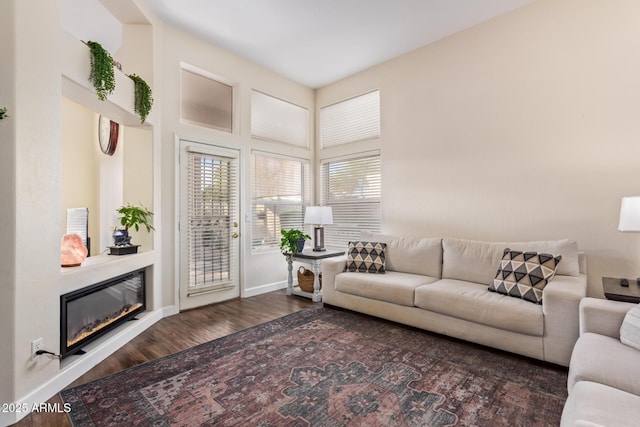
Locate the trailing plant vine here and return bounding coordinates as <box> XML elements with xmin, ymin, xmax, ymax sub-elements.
<box><xmin>86</xmin><ymin>41</ymin><xmax>115</xmax><ymax>101</ymax></box>
<box><xmin>128</xmin><ymin>74</ymin><xmax>154</xmax><ymax>124</ymax></box>
<box><xmin>0</xmin><ymin>107</ymin><xmax>8</xmax><ymax>120</ymax></box>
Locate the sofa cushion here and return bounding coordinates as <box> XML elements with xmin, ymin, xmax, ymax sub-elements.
<box><xmin>335</xmin><ymin>271</ymin><xmax>438</xmax><ymax>306</ymax></box>
<box><xmin>561</xmin><ymin>381</ymin><xmax>640</xmax><ymax>427</ymax></box>
<box><xmin>361</xmin><ymin>232</ymin><xmax>442</xmax><ymax>277</ymax></box>
<box><xmin>414</xmin><ymin>279</ymin><xmax>544</xmax><ymax>336</ymax></box>
<box><xmin>568</xmin><ymin>332</ymin><xmax>640</xmax><ymax>396</ymax></box>
<box><xmin>346</xmin><ymin>241</ymin><xmax>386</xmax><ymax>273</ymax></box>
<box><xmin>489</xmin><ymin>248</ymin><xmax>562</xmax><ymax>304</ymax></box>
<box><xmin>442</xmin><ymin>238</ymin><xmax>579</xmax><ymax>284</ymax></box>
<box><xmin>620</xmin><ymin>303</ymin><xmax>640</xmax><ymax>350</ymax></box>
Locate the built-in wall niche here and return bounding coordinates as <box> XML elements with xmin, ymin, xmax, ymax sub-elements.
<box><xmin>61</xmin><ymin>97</ymin><xmax>153</xmax><ymax>257</ymax></box>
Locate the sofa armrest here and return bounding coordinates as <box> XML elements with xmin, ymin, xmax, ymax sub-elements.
<box><xmin>579</xmin><ymin>297</ymin><xmax>635</xmax><ymax>339</ymax></box>
<box><xmin>542</xmin><ymin>274</ymin><xmax>588</xmax><ymax>366</ymax></box>
<box><xmin>321</xmin><ymin>255</ymin><xmax>347</xmax><ymax>304</ymax></box>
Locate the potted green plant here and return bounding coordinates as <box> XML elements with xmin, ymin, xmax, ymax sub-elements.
<box><xmin>128</xmin><ymin>73</ymin><xmax>153</xmax><ymax>124</ymax></box>
<box><xmin>280</xmin><ymin>229</ymin><xmax>311</xmax><ymax>261</ymax></box>
<box><xmin>86</xmin><ymin>41</ymin><xmax>116</xmax><ymax>101</ymax></box>
<box><xmin>0</xmin><ymin>107</ymin><xmax>8</xmax><ymax>120</ymax></box>
<box><xmin>110</xmin><ymin>203</ymin><xmax>155</xmax><ymax>255</ymax></box>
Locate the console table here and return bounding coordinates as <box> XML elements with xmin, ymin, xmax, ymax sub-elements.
<box><xmin>603</xmin><ymin>276</ymin><xmax>640</xmax><ymax>304</ymax></box>
<box><xmin>286</xmin><ymin>249</ymin><xmax>344</xmax><ymax>302</ymax></box>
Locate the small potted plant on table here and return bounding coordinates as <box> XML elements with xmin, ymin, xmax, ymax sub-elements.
<box><xmin>280</xmin><ymin>229</ymin><xmax>310</xmax><ymax>261</ymax></box>
<box><xmin>109</xmin><ymin>204</ymin><xmax>155</xmax><ymax>255</ymax></box>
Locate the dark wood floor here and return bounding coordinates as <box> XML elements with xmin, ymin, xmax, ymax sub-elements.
<box><xmin>13</xmin><ymin>290</ymin><xmax>312</xmax><ymax>427</ymax></box>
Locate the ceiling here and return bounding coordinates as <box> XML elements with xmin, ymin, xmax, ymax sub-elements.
<box><xmin>144</xmin><ymin>0</ymin><xmax>535</xmax><ymax>88</ymax></box>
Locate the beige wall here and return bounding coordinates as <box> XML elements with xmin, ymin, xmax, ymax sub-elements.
<box><xmin>61</xmin><ymin>98</ymin><xmax>100</xmax><ymax>250</ymax></box>
<box><xmin>317</xmin><ymin>0</ymin><xmax>640</xmax><ymax>297</ymax></box>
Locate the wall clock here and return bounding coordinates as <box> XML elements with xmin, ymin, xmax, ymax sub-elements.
<box><xmin>98</xmin><ymin>115</ymin><xmax>119</xmax><ymax>156</ymax></box>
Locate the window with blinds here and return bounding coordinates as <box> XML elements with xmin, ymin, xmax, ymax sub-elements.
<box><xmin>320</xmin><ymin>90</ymin><xmax>380</xmax><ymax>148</ymax></box>
<box><xmin>320</xmin><ymin>153</ymin><xmax>381</xmax><ymax>248</ymax></box>
<box><xmin>181</xmin><ymin>68</ymin><xmax>233</xmax><ymax>133</ymax></box>
<box><xmin>251</xmin><ymin>152</ymin><xmax>310</xmax><ymax>251</ymax></box>
<box><xmin>186</xmin><ymin>149</ymin><xmax>238</xmax><ymax>294</ymax></box>
<box><xmin>251</xmin><ymin>90</ymin><xmax>309</xmax><ymax>148</ymax></box>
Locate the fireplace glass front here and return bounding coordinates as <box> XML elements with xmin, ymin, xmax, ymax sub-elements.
<box><xmin>60</xmin><ymin>269</ymin><xmax>146</xmax><ymax>358</ymax></box>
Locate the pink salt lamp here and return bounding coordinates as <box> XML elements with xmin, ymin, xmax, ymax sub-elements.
<box><xmin>61</xmin><ymin>234</ymin><xmax>88</xmax><ymax>267</ymax></box>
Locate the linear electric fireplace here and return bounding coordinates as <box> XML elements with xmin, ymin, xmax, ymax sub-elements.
<box><xmin>60</xmin><ymin>269</ymin><xmax>146</xmax><ymax>358</ymax></box>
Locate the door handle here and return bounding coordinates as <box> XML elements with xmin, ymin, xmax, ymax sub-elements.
<box><xmin>232</xmin><ymin>232</ymin><xmax>239</xmax><ymax>239</ymax></box>
<box><xmin>233</xmin><ymin>221</ymin><xmax>238</xmax><ymax>228</ymax></box>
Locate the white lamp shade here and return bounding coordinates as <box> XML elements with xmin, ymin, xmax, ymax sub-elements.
<box><xmin>619</xmin><ymin>197</ymin><xmax>640</xmax><ymax>231</ymax></box>
<box><xmin>304</xmin><ymin>206</ymin><xmax>333</xmax><ymax>225</ymax></box>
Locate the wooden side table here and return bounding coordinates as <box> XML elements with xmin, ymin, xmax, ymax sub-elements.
<box><xmin>603</xmin><ymin>276</ymin><xmax>640</xmax><ymax>303</ymax></box>
<box><xmin>286</xmin><ymin>249</ymin><xmax>344</xmax><ymax>302</ymax></box>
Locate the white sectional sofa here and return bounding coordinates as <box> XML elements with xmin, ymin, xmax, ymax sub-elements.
<box><xmin>561</xmin><ymin>297</ymin><xmax>640</xmax><ymax>426</ymax></box>
<box><xmin>322</xmin><ymin>233</ymin><xmax>587</xmax><ymax>366</ymax></box>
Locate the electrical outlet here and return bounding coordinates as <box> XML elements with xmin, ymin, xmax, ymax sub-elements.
<box><xmin>31</xmin><ymin>338</ymin><xmax>43</xmax><ymax>359</ymax></box>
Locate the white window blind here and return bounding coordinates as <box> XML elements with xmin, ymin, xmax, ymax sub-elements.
<box><xmin>186</xmin><ymin>149</ymin><xmax>238</xmax><ymax>294</ymax></box>
<box><xmin>320</xmin><ymin>153</ymin><xmax>381</xmax><ymax>248</ymax></box>
<box><xmin>251</xmin><ymin>152</ymin><xmax>310</xmax><ymax>251</ymax></box>
<box><xmin>320</xmin><ymin>90</ymin><xmax>380</xmax><ymax>148</ymax></box>
<box><xmin>251</xmin><ymin>90</ymin><xmax>309</xmax><ymax>148</ymax></box>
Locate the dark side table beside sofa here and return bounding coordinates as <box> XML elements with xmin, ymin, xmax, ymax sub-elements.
<box><xmin>603</xmin><ymin>276</ymin><xmax>640</xmax><ymax>304</ymax></box>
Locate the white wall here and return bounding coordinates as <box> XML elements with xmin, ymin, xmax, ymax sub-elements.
<box><xmin>60</xmin><ymin>0</ymin><xmax>122</xmax><ymax>53</ymax></box>
<box><xmin>0</xmin><ymin>0</ymin><xmax>18</xmax><ymax>407</ymax></box>
<box><xmin>10</xmin><ymin>0</ymin><xmax>62</xmax><ymax>401</ymax></box>
<box><xmin>316</xmin><ymin>0</ymin><xmax>640</xmax><ymax>297</ymax></box>
<box><xmin>123</xmin><ymin>125</ymin><xmax>154</xmax><ymax>251</ymax></box>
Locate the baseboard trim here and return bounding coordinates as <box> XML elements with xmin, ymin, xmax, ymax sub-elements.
<box><xmin>2</xmin><ymin>306</ymin><xmax>176</xmax><ymax>426</ymax></box>
<box><xmin>242</xmin><ymin>281</ymin><xmax>287</xmax><ymax>298</ymax></box>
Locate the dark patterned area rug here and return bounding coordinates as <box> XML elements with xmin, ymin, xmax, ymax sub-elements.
<box><xmin>61</xmin><ymin>305</ymin><xmax>567</xmax><ymax>426</ymax></box>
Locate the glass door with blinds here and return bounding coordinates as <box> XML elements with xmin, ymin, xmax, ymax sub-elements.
<box><xmin>179</xmin><ymin>140</ymin><xmax>240</xmax><ymax>310</ymax></box>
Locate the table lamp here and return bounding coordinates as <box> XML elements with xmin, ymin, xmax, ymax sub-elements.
<box><xmin>618</xmin><ymin>196</ymin><xmax>640</xmax><ymax>287</ymax></box>
<box><xmin>304</xmin><ymin>206</ymin><xmax>333</xmax><ymax>251</ymax></box>
<box><xmin>619</xmin><ymin>197</ymin><xmax>640</xmax><ymax>232</ymax></box>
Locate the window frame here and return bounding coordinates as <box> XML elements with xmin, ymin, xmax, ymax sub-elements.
<box><xmin>250</xmin><ymin>150</ymin><xmax>311</xmax><ymax>253</ymax></box>
<box><xmin>320</xmin><ymin>151</ymin><xmax>382</xmax><ymax>249</ymax></box>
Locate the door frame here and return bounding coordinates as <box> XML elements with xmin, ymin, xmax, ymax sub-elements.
<box><xmin>175</xmin><ymin>135</ymin><xmax>244</xmax><ymax>311</ymax></box>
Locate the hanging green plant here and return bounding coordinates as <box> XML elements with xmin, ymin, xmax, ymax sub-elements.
<box><xmin>128</xmin><ymin>74</ymin><xmax>153</xmax><ymax>124</ymax></box>
<box><xmin>86</xmin><ymin>41</ymin><xmax>115</xmax><ymax>101</ymax></box>
<box><xmin>0</xmin><ymin>107</ymin><xmax>8</xmax><ymax>120</ymax></box>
